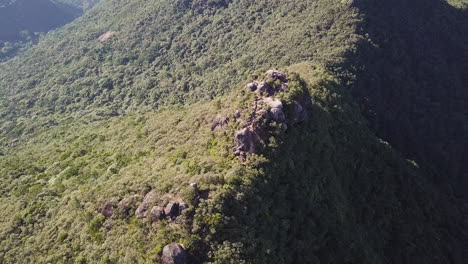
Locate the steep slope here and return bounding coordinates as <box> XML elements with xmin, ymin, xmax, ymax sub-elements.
<box><xmin>0</xmin><ymin>69</ymin><xmax>463</xmax><ymax>263</ymax></box>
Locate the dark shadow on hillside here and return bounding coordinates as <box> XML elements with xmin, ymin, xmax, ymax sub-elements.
<box><xmin>338</xmin><ymin>0</ymin><xmax>468</xmax><ymax>199</ymax></box>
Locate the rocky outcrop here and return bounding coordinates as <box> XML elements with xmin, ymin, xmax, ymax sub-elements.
<box><xmin>211</xmin><ymin>115</ymin><xmax>229</xmax><ymax>131</ymax></box>
<box><xmin>98</xmin><ymin>31</ymin><xmax>115</xmax><ymax>41</ymax></box>
<box><xmin>234</xmin><ymin>70</ymin><xmax>311</xmax><ymax>160</ymax></box>
<box><xmin>135</xmin><ymin>191</ymin><xmax>157</xmax><ymax>218</ymax></box>
<box><xmin>118</xmin><ymin>195</ymin><xmax>143</xmax><ymax>217</ymax></box>
<box><xmin>233</xmin><ymin>128</ymin><xmax>257</xmax><ymax>156</ymax></box>
<box><xmin>164</xmin><ymin>202</ymin><xmax>180</xmax><ymax>219</ymax></box>
<box><xmin>161</xmin><ymin>243</ymin><xmax>188</xmax><ymax>264</ymax></box>
<box><xmin>150</xmin><ymin>206</ymin><xmax>165</xmax><ymax>222</ymax></box>
<box><xmin>132</xmin><ymin>191</ymin><xmax>189</xmax><ymax>222</ymax></box>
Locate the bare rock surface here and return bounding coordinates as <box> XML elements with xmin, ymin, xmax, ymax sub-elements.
<box><xmin>162</xmin><ymin>243</ymin><xmax>187</xmax><ymax>264</ymax></box>
<box><xmin>211</xmin><ymin>115</ymin><xmax>229</xmax><ymax>131</ymax></box>
<box><xmin>135</xmin><ymin>190</ymin><xmax>157</xmax><ymax>218</ymax></box>
<box><xmin>150</xmin><ymin>206</ymin><xmax>165</xmax><ymax>222</ymax></box>
<box><xmin>164</xmin><ymin>202</ymin><xmax>180</xmax><ymax>219</ymax></box>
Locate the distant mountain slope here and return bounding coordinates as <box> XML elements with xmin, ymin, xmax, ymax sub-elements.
<box><xmin>0</xmin><ymin>0</ymin><xmax>100</xmax><ymax>60</ymax></box>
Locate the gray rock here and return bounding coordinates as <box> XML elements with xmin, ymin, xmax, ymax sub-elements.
<box><xmin>189</xmin><ymin>183</ymin><xmax>198</xmax><ymax>190</ymax></box>
<box><xmin>270</xmin><ymin>107</ymin><xmax>285</xmax><ymax>122</ymax></box>
<box><xmin>164</xmin><ymin>202</ymin><xmax>180</xmax><ymax>218</ymax></box>
<box><xmin>234</xmin><ymin>110</ymin><xmax>241</xmax><ymax>119</ymax></box>
<box><xmin>135</xmin><ymin>191</ymin><xmax>157</xmax><ymax>218</ymax></box>
<box><xmin>263</xmin><ymin>97</ymin><xmax>283</xmax><ymax>109</ymax></box>
<box><xmin>257</xmin><ymin>81</ymin><xmax>270</xmax><ymax>93</ymax></box>
<box><xmin>162</xmin><ymin>243</ymin><xmax>187</xmax><ymax>264</ymax></box>
<box><xmin>211</xmin><ymin>115</ymin><xmax>229</xmax><ymax>131</ymax></box>
<box><xmin>234</xmin><ymin>128</ymin><xmax>256</xmax><ymax>155</ymax></box>
<box><xmin>150</xmin><ymin>206</ymin><xmax>165</xmax><ymax>222</ymax></box>
<box><xmin>266</xmin><ymin>70</ymin><xmax>287</xmax><ymax>82</ymax></box>
<box><xmin>280</xmin><ymin>82</ymin><xmax>288</xmax><ymax>91</ymax></box>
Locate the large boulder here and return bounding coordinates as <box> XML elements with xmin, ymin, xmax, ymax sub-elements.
<box><xmin>234</xmin><ymin>128</ymin><xmax>256</xmax><ymax>155</ymax></box>
<box><xmin>164</xmin><ymin>202</ymin><xmax>180</xmax><ymax>219</ymax></box>
<box><xmin>270</xmin><ymin>107</ymin><xmax>285</xmax><ymax>122</ymax></box>
<box><xmin>257</xmin><ymin>81</ymin><xmax>271</xmax><ymax>94</ymax></box>
<box><xmin>263</xmin><ymin>97</ymin><xmax>283</xmax><ymax>109</ymax></box>
<box><xmin>135</xmin><ymin>191</ymin><xmax>157</xmax><ymax>218</ymax></box>
<box><xmin>211</xmin><ymin>115</ymin><xmax>229</xmax><ymax>131</ymax></box>
<box><xmin>264</xmin><ymin>97</ymin><xmax>285</xmax><ymax>122</ymax></box>
<box><xmin>161</xmin><ymin>243</ymin><xmax>188</xmax><ymax>264</ymax></box>
<box><xmin>150</xmin><ymin>206</ymin><xmax>165</xmax><ymax>222</ymax></box>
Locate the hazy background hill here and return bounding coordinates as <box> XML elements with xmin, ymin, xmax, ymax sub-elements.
<box><xmin>0</xmin><ymin>0</ymin><xmax>100</xmax><ymax>60</ymax></box>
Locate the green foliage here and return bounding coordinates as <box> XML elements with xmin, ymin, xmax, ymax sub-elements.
<box><xmin>0</xmin><ymin>0</ymin><xmax>465</xmax><ymax>262</ymax></box>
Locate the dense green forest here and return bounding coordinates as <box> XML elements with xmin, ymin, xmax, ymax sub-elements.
<box><xmin>0</xmin><ymin>0</ymin><xmax>466</xmax><ymax>263</ymax></box>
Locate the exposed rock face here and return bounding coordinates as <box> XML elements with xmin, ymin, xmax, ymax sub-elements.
<box><xmin>264</xmin><ymin>97</ymin><xmax>285</xmax><ymax>122</ymax></box>
<box><xmin>135</xmin><ymin>191</ymin><xmax>157</xmax><ymax>218</ymax></box>
<box><xmin>98</xmin><ymin>31</ymin><xmax>115</xmax><ymax>41</ymax></box>
<box><xmin>101</xmin><ymin>200</ymin><xmax>115</xmax><ymax>218</ymax></box>
<box><xmin>211</xmin><ymin>115</ymin><xmax>229</xmax><ymax>131</ymax></box>
<box><xmin>233</xmin><ymin>70</ymin><xmax>311</xmax><ymax>160</ymax></box>
<box><xmin>161</xmin><ymin>243</ymin><xmax>188</xmax><ymax>264</ymax></box>
<box><xmin>150</xmin><ymin>206</ymin><xmax>165</xmax><ymax>222</ymax></box>
<box><xmin>164</xmin><ymin>202</ymin><xmax>180</xmax><ymax>219</ymax></box>
<box><xmin>266</xmin><ymin>69</ymin><xmax>287</xmax><ymax>82</ymax></box>
<box><xmin>233</xmin><ymin>128</ymin><xmax>257</xmax><ymax>156</ymax></box>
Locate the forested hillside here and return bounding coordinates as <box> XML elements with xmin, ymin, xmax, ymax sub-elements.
<box><xmin>0</xmin><ymin>0</ymin><xmax>466</xmax><ymax>263</ymax></box>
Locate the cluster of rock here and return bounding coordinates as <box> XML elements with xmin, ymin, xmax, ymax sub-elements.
<box><xmin>100</xmin><ymin>191</ymin><xmax>190</xmax><ymax>223</ymax></box>
<box><xmin>134</xmin><ymin>191</ymin><xmax>189</xmax><ymax>222</ymax></box>
<box><xmin>232</xmin><ymin>70</ymin><xmax>311</xmax><ymax>159</ymax></box>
